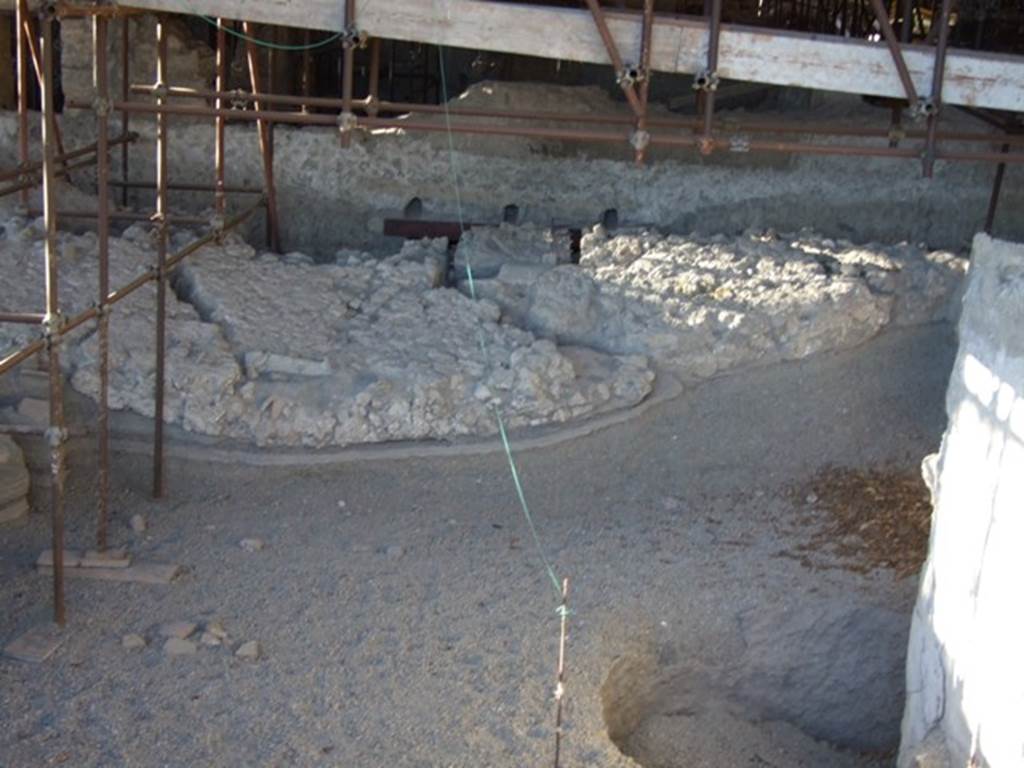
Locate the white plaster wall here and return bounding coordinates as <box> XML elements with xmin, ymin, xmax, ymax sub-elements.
<box><xmin>899</xmin><ymin>233</ymin><xmax>1024</xmax><ymax>768</ymax></box>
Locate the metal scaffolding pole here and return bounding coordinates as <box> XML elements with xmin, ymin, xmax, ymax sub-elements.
<box><xmin>153</xmin><ymin>17</ymin><xmax>169</xmax><ymax>499</ymax></box>
<box><xmin>120</xmin><ymin>16</ymin><xmax>131</xmax><ymax>207</ymax></box>
<box><xmin>40</xmin><ymin>8</ymin><xmax>67</xmax><ymax>627</ymax></box>
<box><xmin>93</xmin><ymin>14</ymin><xmax>112</xmax><ymax>550</ymax></box>
<box><xmin>15</xmin><ymin>0</ymin><xmax>31</xmax><ymax>209</ymax></box>
<box><xmin>214</xmin><ymin>18</ymin><xmax>228</xmax><ymax>217</ymax></box>
<box><xmin>242</xmin><ymin>21</ymin><xmax>282</xmax><ymax>252</ymax></box>
<box><xmin>633</xmin><ymin>0</ymin><xmax>654</xmax><ymax>167</ymax></box>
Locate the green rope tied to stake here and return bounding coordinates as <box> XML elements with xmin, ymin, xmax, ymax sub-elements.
<box><xmin>436</xmin><ymin>47</ymin><xmax>564</xmax><ymax>606</ymax></box>
<box><xmin>195</xmin><ymin>15</ymin><xmax>343</xmax><ymax>51</ymax></box>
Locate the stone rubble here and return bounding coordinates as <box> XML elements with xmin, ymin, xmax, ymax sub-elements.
<box><xmin>235</xmin><ymin>640</ymin><xmax>260</xmax><ymax>661</ymax></box>
<box><xmin>0</xmin><ymin>208</ymin><xmax>968</xmax><ymax>449</ymax></box>
<box><xmin>469</xmin><ymin>226</ymin><xmax>966</xmax><ymax>382</ymax></box>
<box><xmin>163</xmin><ymin>637</ymin><xmax>197</xmax><ymax>656</ymax></box>
<box><xmin>121</xmin><ymin>633</ymin><xmax>147</xmax><ymax>651</ymax></box>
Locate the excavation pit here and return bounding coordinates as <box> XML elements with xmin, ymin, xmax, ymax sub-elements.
<box><xmin>602</xmin><ymin>597</ymin><xmax>908</xmax><ymax>767</ymax></box>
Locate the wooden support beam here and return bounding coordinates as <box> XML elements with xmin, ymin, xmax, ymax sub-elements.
<box><xmin>108</xmin><ymin>0</ymin><xmax>1024</xmax><ymax>113</ymax></box>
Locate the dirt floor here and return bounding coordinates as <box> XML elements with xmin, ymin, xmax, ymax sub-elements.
<box><xmin>0</xmin><ymin>324</ymin><xmax>955</xmax><ymax>768</ymax></box>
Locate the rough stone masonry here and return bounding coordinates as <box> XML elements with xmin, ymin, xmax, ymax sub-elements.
<box><xmin>899</xmin><ymin>234</ymin><xmax>1024</xmax><ymax>768</ymax></box>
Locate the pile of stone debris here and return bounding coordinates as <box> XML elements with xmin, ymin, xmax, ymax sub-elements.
<box><xmin>0</xmin><ymin>435</ymin><xmax>29</xmax><ymax>523</ymax></box>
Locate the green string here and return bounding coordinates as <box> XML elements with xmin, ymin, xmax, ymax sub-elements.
<box><xmin>194</xmin><ymin>15</ymin><xmax>343</xmax><ymax>51</ymax></box>
<box><xmin>437</xmin><ymin>47</ymin><xmax>563</xmax><ymax>606</ymax></box>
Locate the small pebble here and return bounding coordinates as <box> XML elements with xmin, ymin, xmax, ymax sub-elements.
<box><xmin>336</xmin><ymin>500</ymin><xmax>346</xmax><ymax>509</ymax></box>
<box><xmin>661</xmin><ymin>496</ymin><xmax>683</xmax><ymax>512</ymax></box>
<box><xmin>199</xmin><ymin>631</ymin><xmax>222</xmax><ymax>647</ymax></box>
<box><xmin>163</xmin><ymin>637</ymin><xmax>197</xmax><ymax>656</ymax></box>
<box><xmin>205</xmin><ymin>620</ymin><xmax>228</xmax><ymax>639</ymax></box>
<box><xmin>129</xmin><ymin>514</ymin><xmax>147</xmax><ymax>533</ymax></box>
<box><xmin>158</xmin><ymin>621</ymin><xmax>197</xmax><ymax>640</ymax></box>
<box><xmin>121</xmin><ymin>633</ymin><xmax>146</xmax><ymax>650</ymax></box>
<box><xmin>805</xmin><ymin>492</ymin><xmax>819</xmax><ymax>505</ymax></box>
<box><xmin>235</xmin><ymin>640</ymin><xmax>260</xmax><ymax>661</ymax></box>
<box><xmin>383</xmin><ymin>545</ymin><xmax>405</xmax><ymax>559</ymax></box>
<box><xmin>240</xmin><ymin>538</ymin><xmax>264</xmax><ymax>553</ymax></box>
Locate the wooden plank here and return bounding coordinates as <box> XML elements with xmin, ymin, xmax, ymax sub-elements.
<box><xmin>107</xmin><ymin>0</ymin><xmax>1024</xmax><ymax>112</ymax></box>
<box><xmin>37</xmin><ymin>561</ymin><xmax>182</xmax><ymax>584</ymax></box>
<box><xmin>3</xmin><ymin>623</ymin><xmax>64</xmax><ymax>663</ymax></box>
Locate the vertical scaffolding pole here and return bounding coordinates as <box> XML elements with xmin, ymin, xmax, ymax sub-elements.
<box><xmin>120</xmin><ymin>17</ymin><xmax>130</xmax><ymax>207</ymax></box>
<box><xmin>367</xmin><ymin>37</ymin><xmax>381</xmax><ymax>118</ymax></box>
<box><xmin>922</xmin><ymin>0</ymin><xmax>953</xmax><ymax>177</ymax></box>
<box><xmin>699</xmin><ymin>0</ymin><xmax>723</xmax><ymax>155</ymax></box>
<box><xmin>214</xmin><ymin>18</ymin><xmax>227</xmax><ymax>217</ymax></box>
<box><xmin>242</xmin><ymin>22</ymin><xmax>282</xmax><ymax>253</ymax></box>
<box><xmin>983</xmin><ymin>143</ymin><xmax>1009</xmax><ymax>234</ymax></box>
<box><xmin>152</xmin><ymin>17</ymin><xmax>169</xmax><ymax>499</ymax></box>
<box><xmin>633</xmin><ymin>0</ymin><xmax>654</xmax><ymax>167</ymax></box>
<box><xmin>340</xmin><ymin>0</ymin><xmax>356</xmax><ymax>148</ymax></box>
<box><xmin>93</xmin><ymin>14</ymin><xmax>112</xmax><ymax>550</ymax></box>
<box><xmin>40</xmin><ymin>8</ymin><xmax>66</xmax><ymax>627</ymax></box>
<box><xmin>15</xmin><ymin>0</ymin><xmax>30</xmax><ymax>209</ymax></box>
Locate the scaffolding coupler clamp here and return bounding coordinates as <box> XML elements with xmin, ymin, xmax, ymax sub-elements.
<box><xmin>92</xmin><ymin>96</ymin><xmax>112</xmax><ymax>118</ymax></box>
<box><xmin>340</xmin><ymin>25</ymin><xmax>368</xmax><ymax>50</ymax></box>
<box><xmin>229</xmin><ymin>89</ymin><xmax>249</xmax><ymax>111</ymax></box>
<box><xmin>92</xmin><ymin>300</ymin><xmax>110</xmax><ymax>320</ymax></box>
<box><xmin>617</xmin><ymin>64</ymin><xmax>645</xmax><ymax>89</ymax></box>
<box><xmin>41</xmin><ymin>311</ymin><xmax>65</xmax><ymax>348</ymax></box>
<box><xmin>692</xmin><ymin>69</ymin><xmax>720</xmax><ymax>92</ymax></box>
<box><xmin>337</xmin><ymin>110</ymin><xmax>358</xmax><ymax>141</ymax></box>
<box><xmin>887</xmin><ymin>124</ymin><xmax>906</xmax><ymax>144</ymax></box>
<box><xmin>629</xmin><ymin>129</ymin><xmax>650</xmax><ymax>151</ymax></box>
<box><xmin>151</xmin><ymin>81</ymin><xmax>169</xmax><ymax>101</ymax></box>
<box><xmin>728</xmin><ymin>135</ymin><xmax>751</xmax><ymax>153</ymax></box>
<box><xmin>44</xmin><ymin>425</ymin><xmax>68</xmax><ymax>449</ymax></box>
<box><xmin>911</xmin><ymin>97</ymin><xmax>938</xmax><ymax>120</ymax></box>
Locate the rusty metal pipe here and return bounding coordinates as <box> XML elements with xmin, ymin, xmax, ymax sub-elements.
<box><xmin>984</xmin><ymin>144</ymin><xmax>1009</xmax><ymax>234</ymax></box>
<box><xmin>368</xmin><ymin>37</ymin><xmax>381</xmax><ymax>118</ymax></box>
<box><xmin>15</xmin><ymin>0</ymin><xmax>31</xmax><ymax>208</ymax></box>
<box><xmin>582</xmin><ymin>0</ymin><xmax>644</xmax><ymax>117</ymax></box>
<box><xmin>214</xmin><ymin>18</ymin><xmax>227</xmax><ymax>216</ymax></box>
<box><xmin>108</xmin><ymin>179</ymin><xmax>263</xmax><ymax>195</ymax></box>
<box><xmin>699</xmin><ymin>0</ymin><xmax>723</xmax><ymax>155</ymax></box>
<box><xmin>634</xmin><ymin>0</ymin><xmax>654</xmax><ymax>166</ymax></box>
<box><xmin>20</xmin><ymin>9</ymin><xmax>73</xmax><ymax>182</ymax></box>
<box><xmin>118</xmin><ymin>87</ymin><xmax>1024</xmax><ymax>147</ymax></box>
<box><xmin>923</xmin><ymin>0</ymin><xmax>953</xmax><ymax>177</ymax></box>
<box><xmin>40</xmin><ymin>9</ymin><xmax>66</xmax><ymax>628</ymax></box>
<box><xmin>93</xmin><ymin>14</ymin><xmax>111</xmax><ymax>551</ymax></box>
<box><xmin>868</xmin><ymin>0</ymin><xmax>919</xmax><ymax>105</ymax></box>
<box><xmin>0</xmin><ymin>133</ymin><xmax>135</xmax><ymax>184</ymax></box>
<box><xmin>153</xmin><ymin>17</ymin><xmax>168</xmax><ymax>499</ymax></box>
<box><xmin>243</xmin><ymin>22</ymin><xmax>282</xmax><ymax>253</ymax></box>
<box><xmin>24</xmin><ymin>208</ymin><xmax>211</xmax><ymax>225</ymax></box>
<box><xmin>0</xmin><ymin>312</ymin><xmax>45</xmax><ymax>324</ymax></box>
<box><xmin>121</xmin><ymin>16</ymin><xmax>130</xmax><ymax>207</ymax></box>
<box><xmin>340</xmin><ymin>0</ymin><xmax>356</xmax><ymax>148</ymax></box>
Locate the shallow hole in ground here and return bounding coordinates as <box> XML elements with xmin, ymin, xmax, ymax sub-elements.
<box><xmin>601</xmin><ymin>597</ymin><xmax>907</xmax><ymax>768</ymax></box>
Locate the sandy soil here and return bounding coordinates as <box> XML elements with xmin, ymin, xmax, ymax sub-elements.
<box><xmin>0</xmin><ymin>324</ymin><xmax>954</xmax><ymax>767</ymax></box>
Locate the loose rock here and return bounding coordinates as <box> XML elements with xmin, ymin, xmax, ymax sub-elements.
<box><xmin>129</xmin><ymin>514</ymin><xmax>147</xmax><ymax>533</ymax></box>
<box><xmin>239</xmin><ymin>538</ymin><xmax>264</xmax><ymax>553</ymax></box>
<box><xmin>121</xmin><ymin>633</ymin><xmax>146</xmax><ymax>650</ymax></box>
<box><xmin>163</xmin><ymin>637</ymin><xmax>197</xmax><ymax>656</ymax></box>
<box><xmin>235</xmin><ymin>640</ymin><xmax>260</xmax><ymax>661</ymax></box>
<box><xmin>158</xmin><ymin>621</ymin><xmax>197</xmax><ymax>640</ymax></box>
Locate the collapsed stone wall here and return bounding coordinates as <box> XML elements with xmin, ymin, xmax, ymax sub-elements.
<box><xmin>898</xmin><ymin>234</ymin><xmax>1024</xmax><ymax>768</ymax></box>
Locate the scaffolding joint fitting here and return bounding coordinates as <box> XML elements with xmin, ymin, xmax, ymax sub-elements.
<box><xmin>887</xmin><ymin>124</ymin><xmax>906</xmax><ymax>143</ymax></box>
<box><xmin>92</xmin><ymin>96</ymin><xmax>112</xmax><ymax>117</ymax></box>
<box><xmin>338</xmin><ymin>110</ymin><xmax>358</xmax><ymax>139</ymax></box>
<box><xmin>229</xmin><ymin>89</ymin><xmax>249</xmax><ymax>111</ymax></box>
<box><xmin>39</xmin><ymin>3</ymin><xmax>57</xmax><ymax>21</ymax></box>
<box><xmin>152</xmin><ymin>81</ymin><xmax>169</xmax><ymax>101</ymax></box>
<box><xmin>692</xmin><ymin>69</ymin><xmax>720</xmax><ymax>93</ymax></box>
<box><xmin>629</xmin><ymin>129</ymin><xmax>650</xmax><ymax>151</ymax></box>
<box><xmin>729</xmin><ymin>136</ymin><xmax>751</xmax><ymax>153</ymax></box>
<box><xmin>912</xmin><ymin>98</ymin><xmax>939</xmax><ymax>120</ymax></box>
<box><xmin>93</xmin><ymin>301</ymin><xmax>110</xmax><ymax>319</ymax></box>
<box><xmin>698</xmin><ymin>136</ymin><xmax>716</xmax><ymax>156</ymax></box>
<box><xmin>616</xmin><ymin>64</ymin><xmax>643</xmax><ymax>89</ymax></box>
<box><xmin>42</xmin><ymin>311</ymin><xmax>65</xmax><ymax>346</ymax></box>
<box><xmin>341</xmin><ymin>25</ymin><xmax>368</xmax><ymax>50</ymax></box>
<box><xmin>45</xmin><ymin>425</ymin><xmax>68</xmax><ymax>448</ymax></box>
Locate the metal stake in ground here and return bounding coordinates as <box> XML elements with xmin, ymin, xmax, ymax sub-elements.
<box><xmin>553</xmin><ymin>577</ymin><xmax>570</xmax><ymax>768</ymax></box>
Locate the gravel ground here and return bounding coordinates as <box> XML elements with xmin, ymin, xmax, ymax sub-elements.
<box><xmin>0</xmin><ymin>324</ymin><xmax>955</xmax><ymax>768</ymax></box>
